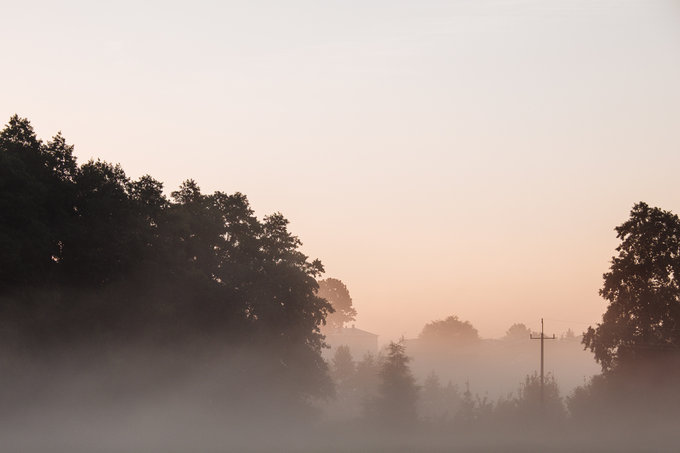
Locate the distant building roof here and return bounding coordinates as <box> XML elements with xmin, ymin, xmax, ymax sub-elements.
<box><xmin>327</xmin><ymin>325</ymin><xmax>378</xmax><ymax>337</ymax></box>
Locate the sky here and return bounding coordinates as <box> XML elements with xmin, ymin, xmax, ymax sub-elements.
<box><xmin>3</xmin><ymin>0</ymin><xmax>680</xmax><ymax>342</ymax></box>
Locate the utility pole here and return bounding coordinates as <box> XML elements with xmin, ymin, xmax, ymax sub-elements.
<box><xmin>530</xmin><ymin>318</ymin><xmax>556</xmax><ymax>406</ymax></box>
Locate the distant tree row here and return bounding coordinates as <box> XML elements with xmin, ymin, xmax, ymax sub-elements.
<box><xmin>417</xmin><ymin>317</ymin><xmax>578</xmax><ymax>345</ymax></box>
<box><xmin>325</xmin><ymin>341</ymin><xmax>567</xmax><ymax>429</ymax></box>
<box><xmin>321</xmin><ymin>202</ymin><xmax>680</xmax><ymax>431</ymax></box>
<box><xmin>409</xmin><ymin>202</ymin><xmax>680</xmax><ymax>420</ymax></box>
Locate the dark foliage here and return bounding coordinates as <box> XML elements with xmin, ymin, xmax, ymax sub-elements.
<box><xmin>584</xmin><ymin>202</ymin><xmax>680</xmax><ymax>375</ymax></box>
<box><xmin>580</xmin><ymin>202</ymin><xmax>680</xmax><ymax>415</ymax></box>
<box><xmin>0</xmin><ymin>115</ymin><xmax>333</xmax><ymax>399</ymax></box>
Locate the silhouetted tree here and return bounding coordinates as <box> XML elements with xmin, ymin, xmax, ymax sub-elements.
<box><xmin>0</xmin><ymin>116</ymin><xmax>76</xmax><ymax>290</ymax></box>
<box><xmin>419</xmin><ymin>371</ymin><xmax>460</xmax><ymax>423</ymax></box>
<box><xmin>475</xmin><ymin>394</ymin><xmax>493</xmax><ymax>424</ymax></box>
<box><xmin>561</xmin><ymin>328</ymin><xmax>578</xmax><ymax>341</ymax></box>
<box><xmin>355</xmin><ymin>352</ymin><xmax>381</xmax><ymax>399</ymax></box>
<box><xmin>317</xmin><ymin>278</ymin><xmax>356</xmax><ymax>330</ymax></box>
<box><xmin>370</xmin><ymin>340</ymin><xmax>418</xmax><ymax>427</ymax></box>
<box><xmin>565</xmin><ymin>374</ymin><xmax>610</xmax><ymax>421</ymax></box>
<box><xmin>584</xmin><ymin>202</ymin><xmax>680</xmax><ymax>376</ymax></box>
<box><xmin>420</xmin><ymin>371</ymin><xmax>443</xmax><ymax>422</ymax></box>
<box><xmin>331</xmin><ymin>345</ymin><xmax>355</xmax><ymax>385</ymax></box>
<box><xmin>419</xmin><ymin>315</ymin><xmax>479</xmax><ymax>346</ymax></box>
<box><xmin>515</xmin><ymin>372</ymin><xmax>565</xmax><ymax>421</ymax></box>
<box><xmin>494</xmin><ymin>393</ymin><xmax>518</xmax><ymax>422</ymax></box>
<box><xmin>504</xmin><ymin>323</ymin><xmax>531</xmax><ymax>341</ymax></box>
<box><xmin>453</xmin><ymin>381</ymin><xmax>494</xmax><ymax>427</ymax></box>
<box><xmin>455</xmin><ymin>382</ymin><xmax>476</xmax><ymax>425</ymax></box>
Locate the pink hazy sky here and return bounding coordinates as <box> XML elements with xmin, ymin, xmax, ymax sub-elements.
<box><xmin>3</xmin><ymin>0</ymin><xmax>680</xmax><ymax>341</ymax></box>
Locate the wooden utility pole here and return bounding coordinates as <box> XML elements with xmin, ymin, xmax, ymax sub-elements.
<box><xmin>530</xmin><ymin>318</ymin><xmax>556</xmax><ymax>406</ymax></box>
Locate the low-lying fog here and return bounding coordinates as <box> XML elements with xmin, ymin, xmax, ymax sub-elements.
<box><xmin>0</xmin><ymin>341</ymin><xmax>677</xmax><ymax>453</ymax></box>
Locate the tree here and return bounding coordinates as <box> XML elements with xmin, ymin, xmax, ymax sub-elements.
<box><xmin>0</xmin><ymin>116</ymin><xmax>76</xmax><ymax>290</ymax></box>
<box><xmin>504</xmin><ymin>323</ymin><xmax>531</xmax><ymax>341</ymax></box>
<box><xmin>419</xmin><ymin>371</ymin><xmax>460</xmax><ymax>423</ymax></box>
<box><xmin>317</xmin><ymin>278</ymin><xmax>356</xmax><ymax>330</ymax></box>
<box><xmin>562</xmin><ymin>328</ymin><xmax>578</xmax><ymax>341</ymax></box>
<box><xmin>370</xmin><ymin>340</ymin><xmax>419</xmax><ymax>426</ymax></box>
<box><xmin>331</xmin><ymin>345</ymin><xmax>355</xmax><ymax>385</ymax></box>
<box><xmin>0</xmin><ymin>115</ymin><xmax>335</xmax><ymax>402</ymax></box>
<box><xmin>565</xmin><ymin>374</ymin><xmax>609</xmax><ymax>421</ymax></box>
<box><xmin>419</xmin><ymin>315</ymin><xmax>479</xmax><ymax>346</ymax></box>
<box><xmin>515</xmin><ymin>372</ymin><xmax>565</xmax><ymax>421</ymax></box>
<box><xmin>453</xmin><ymin>381</ymin><xmax>493</xmax><ymax>426</ymax></box>
<box><xmin>419</xmin><ymin>371</ymin><xmax>443</xmax><ymax>422</ymax></box>
<box><xmin>455</xmin><ymin>382</ymin><xmax>476</xmax><ymax>425</ymax></box>
<box><xmin>583</xmin><ymin>202</ymin><xmax>680</xmax><ymax>375</ymax></box>
<box><xmin>355</xmin><ymin>352</ymin><xmax>381</xmax><ymax>398</ymax></box>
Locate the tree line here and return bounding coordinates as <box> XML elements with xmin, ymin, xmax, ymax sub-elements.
<box><xmin>322</xmin><ymin>200</ymin><xmax>680</xmax><ymax>430</ymax></box>
<box><xmin>0</xmin><ymin>115</ymin><xmax>333</xmax><ymax>399</ymax></box>
<box><xmin>326</xmin><ymin>341</ymin><xmax>565</xmax><ymax>429</ymax></box>
<box><xmin>3</xmin><ymin>114</ymin><xmax>680</xmax><ymax>432</ymax></box>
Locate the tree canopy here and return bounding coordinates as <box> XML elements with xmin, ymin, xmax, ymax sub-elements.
<box><xmin>331</xmin><ymin>345</ymin><xmax>356</xmax><ymax>384</ymax></box>
<box><xmin>371</xmin><ymin>341</ymin><xmax>418</xmax><ymax>426</ymax></box>
<box><xmin>584</xmin><ymin>202</ymin><xmax>680</xmax><ymax>375</ymax></box>
<box><xmin>0</xmin><ymin>115</ymin><xmax>333</xmax><ymax>398</ymax></box>
<box><xmin>418</xmin><ymin>315</ymin><xmax>479</xmax><ymax>345</ymax></box>
<box><xmin>317</xmin><ymin>277</ymin><xmax>357</xmax><ymax>330</ymax></box>
<box><xmin>504</xmin><ymin>323</ymin><xmax>532</xmax><ymax>341</ymax></box>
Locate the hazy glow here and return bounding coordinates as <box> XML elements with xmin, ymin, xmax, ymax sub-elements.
<box><xmin>3</xmin><ymin>0</ymin><xmax>679</xmax><ymax>340</ymax></box>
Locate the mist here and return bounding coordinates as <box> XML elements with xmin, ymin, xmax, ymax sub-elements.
<box><xmin>1</xmin><ymin>118</ymin><xmax>680</xmax><ymax>452</ymax></box>
<box><xmin>2</xmin><ymin>0</ymin><xmax>680</xmax><ymax>450</ymax></box>
<box><xmin>0</xmin><ymin>343</ymin><xmax>678</xmax><ymax>453</ymax></box>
